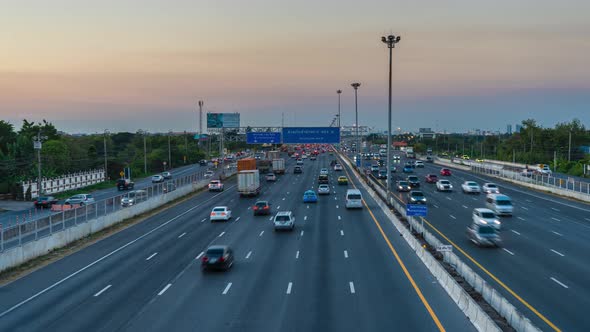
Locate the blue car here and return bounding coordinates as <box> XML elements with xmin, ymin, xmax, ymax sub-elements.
<box><xmin>303</xmin><ymin>190</ymin><xmax>318</xmax><ymax>203</ymax></box>
<box><xmin>403</xmin><ymin>166</ymin><xmax>413</xmax><ymax>173</ymax></box>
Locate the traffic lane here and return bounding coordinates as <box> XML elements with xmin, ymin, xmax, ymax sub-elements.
<box><xmin>121</xmin><ymin>159</ymin><xmax>317</xmax><ymax>331</ymax></box>
<box><xmin>339</xmin><ymin>155</ymin><xmax>476</xmax><ymax>330</ymax></box>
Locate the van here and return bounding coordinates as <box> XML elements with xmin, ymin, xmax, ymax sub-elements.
<box><xmin>345</xmin><ymin>189</ymin><xmax>363</xmax><ymax>209</ymax></box>
<box><xmin>485</xmin><ymin>194</ymin><xmax>513</xmax><ymax>216</ymax></box>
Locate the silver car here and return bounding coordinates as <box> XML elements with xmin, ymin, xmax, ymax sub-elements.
<box><xmin>482</xmin><ymin>183</ymin><xmax>500</xmax><ymax>194</ymax></box>
<box><xmin>317</xmin><ymin>184</ymin><xmax>330</xmax><ymax>195</ymax></box>
<box><xmin>65</xmin><ymin>194</ymin><xmax>95</xmax><ymax>206</ymax></box>
<box><xmin>273</xmin><ymin>211</ymin><xmax>295</xmax><ymax>231</ymax></box>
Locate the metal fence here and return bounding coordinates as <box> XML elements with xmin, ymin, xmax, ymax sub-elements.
<box><xmin>0</xmin><ymin>166</ymin><xmax>234</xmax><ymax>253</ymax></box>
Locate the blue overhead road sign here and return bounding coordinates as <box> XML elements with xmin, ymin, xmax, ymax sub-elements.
<box><xmin>406</xmin><ymin>204</ymin><xmax>428</xmax><ymax>217</ymax></box>
<box><xmin>246</xmin><ymin>132</ymin><xmax>281</xmax><ymax>144</ymax></box>
<box><xmin>282</xmin><ymin>127</ymin><xmax>340</xmax><ymax>144</ymax></box>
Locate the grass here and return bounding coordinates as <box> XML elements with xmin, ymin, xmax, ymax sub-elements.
<box><xmin>53</xmin><ymin>180</ymin><xmax>117</xmax><ymax>199</ymax></box>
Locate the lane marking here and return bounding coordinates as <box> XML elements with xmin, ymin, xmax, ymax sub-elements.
<box><xmin>551</xmin><ymin>231</ymin><xmax>563</xmax><ymax>236</ymax></box>
<box><xmin>550</xmin><ymin>249</ymin><xmax>565</xmax><ymax>257</ymax></box>
<box><xmin>93</xmin><ymin>285</ymin><xmax>112</xmax><ymax>297</ymax></box>
<box><xmin>307</xmin><ymin>205</ymin><xmax>310</xmax><ymax>209</ymax></box>
<box><xmin>235</xmin><ymin>217</ymin><xmax>240</xmax><ymax>222</ymax></box>
<box><xmin>526</xmin><ymin>199</ymin><xmax>533</xmax><ymax>203</ymax></box>
<box><xmin>0</xmin><ymin>183</ymin><xmax>239</xmax><ymax>319</ymax></box>
<box><xmin>521</xmin><ymin>207</ymin><xmax>529</xmax><ymax>211</ymax></box>
<box><xmin>201</xmin><ymin>218</ymin><xmax>206</xmax><ymax>222</ymax></box>
<box><xmin>245</xmin><ymin>251</ymin><xmax>252</xmax><ymax>259</ymax></box>
<box><xmin>222</xmin><ymin>282</ymin><xmax>232</xmax><ymax>295</ymax></box>
<box><xmin>551</xmin><ymin>217</ymin><xmax>561</xmax><ymax>222</ymax></box>
<box><xmin>282</xmin><ymin>197</ymin><xmax>286</xmax><ymax>201</ymax></box>
<box><xmin>269</xmin><ymin>217</ymin><xmax>273</xmax><ymax>221</ymax></box>
<box><xmin>462</xmin><ymin>205</ymin><xmax>468</xmax><ymax>209</ymax></box>
<box><xmin>449</xmin><ymin>215</ymin><xmax>456</xmax><ymax>220</ymax></box>
<box><xmin>340</xmin><ymin>230</ymin><xmax>344</xmax><ymax>236</ymax></box>
<box><xmin>304</xmin><ymin>216</ymin><xmax>307</xmax><ymax>221</ymax></box>
<box><xmin>196</xmin><ymin>252</ymin><xmax>204</xmax><ymax>260</ymax></box>
<box><xmin>334</xmin><ymin>197</ymin><xmax>337</xmax><ymax>200</ymax></box>
<box><xmin>503</xmin><ymin>248</ymin><xmax>515</xmax><ymax>256</ymax></box>
<box><xmin>517</xmin><ymin>217</ymin><xmax>525</xmax><ymax>221</ymax></box>
<box><xmin>338</xmin><ymin>216</ymin><xmax>341</xmax><ymax>220</ymax></box>
<box><xmin>336</xmin><ymin>205</ymin><xmax>339</xmax><ymax>209</ymax></box>
<box><xmin>445</xmin><ymin>196</ymin><xmax>452</xmax><ymax>201</ymax></box>
<box><xmin>286</xmin><ymin>282</ymin><xmax>293</xmax><ymax>294</ymax></box>
<box><xmin>146</xmin><ymin>253</ymin><xmax>158</xmax><ymax>261</ymax></box>
<box><xmin>158</xmin><ymin>283</ymin><xmax>172</xmax><ymax>296</ymax></box>
<box><xmin>433</xmin><ymin>204</ymin><xmax>439</xmax><ymax>208</ymax></box>
<box><xmin>344</xmin><ymin>250</ymin><xmax>349</xmax><ymax>258</ymax></box>
<box><xmin>585</xmin><ymin>218</ymin><xmax>590</xmax><ymax>222</ymax></box>
<box><xmin>551</xmin><ymin>207</ymin><xmax>560</xmax><ymax>212</ymax></box>
<box><xmin>178</xmin><ymin>232</ymin><xmax>186</xmax><ymax>238</ymax></box>
<box><xmin>218</xmin><ymin>231</ymin><xmax>225</xmax><ymax>237</ymax></box>
<box><xmin>277</xmin><ymin>206</ymin><xmax>281</xmax><ymax>209</ymax></box>
<box><xmin>471</xmin><ymin>197</ymin><xmax>478</xmax><ymax>201</ymax></box>
<box><xmin>349</xmin><ymin>281</ymin><xmax>356</xmax><ymax>294</ymax></box>
<box><xmin>300</xmin><ymin>230</ymin><xmax>304</xmax><ymax>237</ymax></box>
<box><xmin>511</xmin><ymin>230</ymin><xmax>521</xmax><ymax>235</ymax></box>
<box><xmin>550</xmin><ymin>277</ymin><xmax>569</xmax><ymax>289</ymax></box>
<box><xmin>259</xmin><ymin>231</ymin><xmax>264</xmax><ymax>237</ymax></box>
<box><xmin>296</xmin><ymin>251</ymin><xmax>300</xmax><ymax>259</ymax></box>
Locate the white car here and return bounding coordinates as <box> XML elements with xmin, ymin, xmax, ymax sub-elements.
<box><xmin>318</xmin><ymin>184</ymin><xmax>330</xmax><ymax>195</ymax></box>
<box><xmin>210</xmin><ymin>206</ymin><xmax>231</xmax><ymax>222</ymax></box>
<box><xmin>320</xmin><ymin>168</ymin><xmax>329</xmax><ymax>175</ymax></box>
<box><xmin>208</xmin><ymin>180</ymin><xmax>224</xmax><ymax>191</ymax></box>
<box><xmin>436</xmin><ymin>180</ymin><xmax>453</xmax><ymax>192</ymax></box>
<box><xmin>461</xmin><ymin>181</ymin><xmax>481</xmax><ymax>194</ymax></box>
<box><xmin>334</xmin><ymin>164</ymin><xmax>343</xmax><ymax>171</ymax></box>
<box><xmin>301</xmin><ymin>154</ymin><xmax>308</xmax><ymax>159</ymax></box>
<box><xmin>415</xmin><ymin>161</ymin><xmax>424</xmax><ymax>168</ymax></box>
<box><xmin>151</xmin><ymin>174</ymin><xmax>164</xmax><ymax>183</ymax></box>
<box><xmin>204</xmin><ymin>170</ymin><xmax>214</xmax><ymax>178</ymax></box>
<box><xmin>273</xmin><ymin>211</ymin><xmax>295</xmax><ymax>231</ymax></box>
<box><xmin>161</xmin><ymin>171</ymin><xmax>172</xmax><ymax>179</ymax></box>
<box><xmin>482</xmin><ymin>183</ymin><xmax>500</xmax><ymax>194</ymax></box>
<box><xmin>472</xmin><ymin>208</ymin><xmax>501</xmax><ymax>230</ymax></box>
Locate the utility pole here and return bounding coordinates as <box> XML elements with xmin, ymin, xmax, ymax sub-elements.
<box><xmin>351</xmin><ymin>83</ymin><xmax>361</xmax><ymax>159</ymax></box>
<box><xmin>568</xmin><ymin>130</ymin><xmax>572</xmax><ymax>162</ymax></box>
<box><xmin>168</xmin><ymin>131</ymin><xmax>172</xmax><ymax>170</ymax></box>
<box><xmin>382</xmin><ymin>33</ymin><xmax>401</xmax><ymax>196</ymax></box>
<box><xmin>513</xmin><ymin>149</ymin><xmax>516</xmax><ymax>163</ymax></box>
<box><xmin>554</xmin><ymin>151</ymin><xmax>557</xmax><ymax>170</ymax></box>
<box><xmin>184</xmin><ymin>130</ymin><xmax>188</xmax><ymax>164</ymax></box>
<box><xmin>337</xmin><ymin>90</ymin><xmax>342</xmax><ymax>145</ymax></box>
<box><xmin>143</xmin><ymin>132</ymin><xmax>147</xmax><ymax>174</ymax></box>
<box><xmin>103</xmin><ymin>130</ymin><xmax>109</xmax><ymax>180</ymax></box>
<box><xmin>33</xmin><ymin>131</ymin><xmax>47</xmax><ymax>196</ymax></box>
<box><xmin>198</xmin><ymin>100</ymin><xmax>204</xmax><ymax>136</ymax></box>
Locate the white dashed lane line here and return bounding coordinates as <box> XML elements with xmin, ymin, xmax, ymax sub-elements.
<box><xmin>336</xmin><ymin>205</ymin><xmax>339</xmax><ymax>209</ymax></box>
<box><xmin>201</xmin><ymin>218</ymin><xmax>206</xmax><ymax>222</ymax></box>
<box><xmin>304</xmin><ymin>216</ymin><xmax>307</xmax><ymax>221</ymax></box>
<box><xmin>340</xmin><ymin>230</ymin><xmax>344</xmax><ymax>236</ymax></box>
<box><xmin>551</xmin><ymin>217</ymin><xmax>561</xmax><ymax>222</ymax></box>
<box><xmin>338</xmin><ymin>216</ymin><xmax>341</xmax><ymax>220</ymax></box>
<box><xmin>449</xmin><ymin>215</ymin><xmax>456</xmax><ymax>220</ymax></box>
<box><xmin>517</xmin><ymin>217</ymin><xmax>525</xmax><ymax>221</ymax></box>
<box><xmin>245</xmin><ymin>251</ymin><xmax>252</xmax><ymax>259</ymax></box>
<box><xmin>344</xmin><ymin>250</ymin><xmax>349</xmax><ymax>258</ymax></box>
<box><xmin>462</xmin><ymin>205</ymin><xmax>468</xmax><ymax>209</ymax></box>
<box><xmin>94</xmin><ymin>285</ymin><xmax>112</xmax><ymax>297</ymax></box>
<box><xmin>551</xmin><ymin>207</ymin><xmax>560</xmax><ymax>212</ymax></box>
<box><xmin>259</xmin><ymin>231</ymin><xmax>265</xmax><ymax>237</ymax></box>
<box><xmin>196</xmin><ymin>252</ymin><xmax>204</xmax><ymax>260</ymax></box>
<box><xmin>550</xmin><ymin>277</ymin><xmax>569</xmax><ymax>289</ymax></box>
<box><xmin>158</xmin><ymin>284</ymin><xmax>172</xmax><ymax>296</ymax></box>
<box><xmin>446</xmin><ymin>197</ymin><xmax>452</xmax><ymax>201</ymax></box>
<box><xmin>433</xmin><ymin>204</ymin><xmax>439</xmax><ymax>208</ymax></box>
<box><xmin>218</xmin><ymin>232</ymin><xmax>225</xmax><ymax>237</ymax></box>
<box><xmin>146</xmin><ymin>253</ymin><xmax>158</xmax><ymax>261</ymax></box>
<box><xmin>296</xmin><ymin>251</ymin><xmax>300</xmax><ymax>259</ymax></box>
<box><xmin>503</xmin><ymin>248</ymin><xmax>515</xmax><ymax>256</ymax></box>
<box><xmin>222</xmin><ymin>282</ymin><xmax>232</xmax><ymax>295</ymax></box>
<box><xmin>178</xmin><ymin>232</ymin><xmax>186</xmax><ymax>238</ymax></box>
<box><xmin>551</xmin><ymin>231</ymin><xmax>563</xmax><ymax>236</ymax></box>
<box><xmin>300</xmin><ymin>230</ymin><xmax>304</xmax><ymax>237</ymax></box>
<box><xmin>235</xmin><ymin>217</ymin><xmax>240</xmax><ymax>222</ymax></box>
<box><xmin>286</xmin><ymin>282</ymin><xmax>293</xmax><ymax>294</ymax></box>
<box><xmin>349</xmin><ymin>282</ymin><xmax>356</xmax><ymax>294</ymax></box>
<box><xmin>550</xmin><ymin>249</ymin><xmax>565</xmax><ymax>257</ymax></box>
<box><xmin>511</xmin><ymin>230</ymin><xmax>521</xmax><ymax>235</ymax></box>
<box><xmin>521</xmin><ymin>207</ymin><xmax>529</xmax><ymax>211</ymax></box>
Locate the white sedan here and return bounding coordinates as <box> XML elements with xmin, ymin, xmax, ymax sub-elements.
<box><xmin>204</xmin><ymin>170</ymin><xmax>214</xmax><ymax>178</ymax></box>
<box><xmin>461</xmin><ymin>181</ymin><xmax>481</xmax><ymax>194</ymax></box>
<box><xmin>334</xmin><ymin>164</ymin><xmax>343</xmax><ymax>171</ymax></box>
<box><xmin>482</xmin><ymin>183</ymin><xmax>500</xmax><ymax>194</ymax></box>
<box><xmin>436</xmin><ymin>180</ymin><xmax>453</xmax><ymax>192</ymax></box>
<box><xmin>318</xmin><ymin>184</ymin><xmax>331</xmax><ymax>195</ymax></box>
<box><xmin>210</xmin><ymin>206</ymin><xmax>231</xmax><ymax>221</ymax></box>
<box><xmin>151</xmin><ymin>175</ymin><xmax>164</xmax><ymax>183</ymax></box>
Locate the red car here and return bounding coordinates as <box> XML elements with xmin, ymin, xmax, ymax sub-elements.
<box><xmin>252</xmin><ymin>201</ymin><xmax>271</xmax><ymax>216</ymax></box>
<box><xmin>425</xmin><ymin>174</ymin><xmax>439</xmax><ymax>183</ymax></box>
<box><xmin>440</xmin><ymin>168</ymin><xmax>452</xmax><ymax>176</ymax></box>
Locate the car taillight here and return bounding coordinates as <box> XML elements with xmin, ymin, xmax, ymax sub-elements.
<box><xmin>221</xmin><ymin>212</ymin><xmax>226</xmax><ymax>216</ymax></box>
<box><xmin>210</xmin><ymin>212</ymin><xmax>216</xmax><ymax>216</ymax></box>
<box><xmin>263</xmin><ymin>206</ymin><xmax>269</xmax><ymax>209</ymax></box>
<box><xmin>253</xmin><ymin>206</ymin><xmax>258</xmax><ymax>210</ymax></box>
<box><xmin>202</xmin><ymin>256</ymin><xmax>209</xmax><ymax>262</ymax></box>
<box><xmin>219</xmin><ymin>256</ymin><xmax>225</xmax><ymax>263</ymax></box>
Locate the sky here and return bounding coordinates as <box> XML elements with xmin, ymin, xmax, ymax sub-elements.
<box><xmin>1</xmin><ymin>0</ymin><xmax>589</xmax><ymax>133</ymax></box>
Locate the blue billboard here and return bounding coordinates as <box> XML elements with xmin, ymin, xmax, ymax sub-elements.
<box><xmin>246</xmin><ymin>132</ymin><xmax>281</xmax><ymax>144</ymax></box>
<box><xmin>406</xmin><ymin>204</ymin><xmax>428</xmax><ymax>217</ymax></box>
<box><xmin>282</xmin><ymin>127</ymin><xmax>340</xmax><ymax>144</ymax></box>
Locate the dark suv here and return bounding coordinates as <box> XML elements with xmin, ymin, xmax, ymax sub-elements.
<box><xmin>407</xmin><ymin>175</ymin><xmax>420</xmax><ymax>187</ymax></box>
<box><xmin>294</xmin><ymin>166</ymin><xmax>303</xmax><ymax>174</ymax></box>
<box><xmin>116</xmin><ymin>178</ymin><xmax>135</xmax><ymax>190</ymax></box>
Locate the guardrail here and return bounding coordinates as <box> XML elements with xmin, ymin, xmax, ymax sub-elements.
<box><xmin>0</xmin><ymin>167</ymin><xmax>233</xmax><ymax>255</ymax></box>
<box><xmin>338</xmin><ymin>152</ymin><xmax>541</xmax><ymax>332</ymax></box>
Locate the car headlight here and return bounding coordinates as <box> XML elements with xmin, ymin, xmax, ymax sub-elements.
<box><xmin>494</xmin><ymin>220</ymin><xmax>500</xmax><ymax>224</ymax></box>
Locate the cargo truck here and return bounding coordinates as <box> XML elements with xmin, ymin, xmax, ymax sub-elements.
<box><xmin>256</xmin><ymin>159</ymin><xmax>272</xmax><ymax>174</ymax></box>
<box><xmin>268</xmin><ymin>150</ymin><xmax>281</xmax><ymax>160</ymax></box>
<box><xmin>272</xmin><ymin>158</ymin><xmax>286</xmax><ymax>174</ymax></box>
<box><xmin>237</xmin><ymin>158</ymin><xmax>257</xmax><ymax>172</ymax></box>
<box><xmin>238</xmin><ymin>170</ymin><xmax>261</xmax><ymax>196</ymax></box>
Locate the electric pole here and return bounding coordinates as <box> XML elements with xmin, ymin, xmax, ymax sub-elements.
<box><xmin>33</xmin><ymin>131</ymin><xmax>47</xmax><ymax>197</ymax></box>
<box><xmin>103</xmin><ymin>130</ymin><xmax>109</xmax><ymax>180</ymax></box>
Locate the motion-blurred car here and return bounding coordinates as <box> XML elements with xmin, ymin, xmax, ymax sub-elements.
<box><xmin>370</xmin><ymin>165</ymin><xmax>379</xmax><ymax>172</ymax></box>
<box><xmin>294</xmin><ymin>166</ymin><xmax>303</xmax><ymax>174</ymax></box>
<box><xmin>303</xmin><ymin>190</ymin><xmax>318</xmax><ymax>203</ymax></box>
<box><xmin>121</xmin><ymin>190</ymin><xmax>147</xmax><ymax>207</ymax></box>
<box><xmin>466</xmin><ymin>222</ymin><xmax>501</xmax><ymax>247</ymax></box>
<box><xmin>482</xmin><ymin>183</ymin><xmax>500</xmax><ymax>194</ymax></box>
<box><xmin>318</xmin><ymin>174</ymin><xmax>329</xmax><ymax>184</ymax></box>
<box><xmin>201</xmin><ymin>245</ymin><xmax>234</xmax><ymax>271</ymax></box>
<box><xmin>472</xmin><ymin>208</ymin><xmax>501</xmax><ymax>231</ymax></box>
<box><xmin>338</xmin><ymin>176</ymin><xmax>348</xmax><ymax>185</ymax></box>
<box><xmin>310</xmin><ymin>155</ymin><xmax>317</xmax><ymax>161</ymax></box>
<box><xmin>436</xmin><ymin>180</ymin><xmax>453</xmax><ymax>192</ymax></box>
<box><xmin>116</xmin><ymin>178</ymin><xmax>135</xmax><ymax>190</ymax></box>
<box><xmin>210</xmin><ymin>206</ymin><xmax>231</xmax><ymax>221</ymax></box>
<box><xmin>475</xmin><ymin>158</ymin><xmax>484</xmax><ymax>163</ymax></box>
<box><xmin>390</xmin><ymin>165</ymin><xmax>397</xmax><ymax>173</ymax></box>
<box><xmin>163</xmin><ymin>181</ymin><xmax>176</xmax><ymax>193</ymax></box>
<box><xmin>151</xmin><ymin>174</ymin><xmax>164</xmax><ymax>183</ymax></box>
<box><xmin>34</xmin><ymin>196</ymin><xmax>58</xmax><ymax>208</ymax></box>
<box><xmin>425</xmin><ymin>174</ymin><xmax>438</xmax><ymax>183</ymax></box>
<box><xmin>440</xmin><ymin>168</ymin><xmax>452</xmax><ymax>176</ymax></box>
<box><xmin>377</xmin><ymin>169</ymin><xmax>388</xmax><ymax>179</ymax></box>
<box><xmin>397</xmin><ymin>181</ymin><xmax>411</xmax><ymax>192</ymax></box>
<box><xmin>208</xmin><ymin>180</ymin><xmax>224</xmax><ymax>192</ymax></box>
<box><xmin>402</xmin><ymin>166</ymin><xmax>413</xmax><ymax>173</ymax></box>
<box><xmin>199</xmin><ymin>159</ymin><xmax>208</xmax><ymax>166</ymax></box>
<box><xmin>252</xmin><ymin>201</ymin><xmax>271</xmax><ymax>215</ymax></box>
<box><xmin>266</xmin><ymin>173</ymin><xmax>277</xmax><ymax>182</ymax></box>
<box><xmin>461</xmin><ymin>181</ymin><xmax>481</xmax><ymax>194</ymax></box>
<box><xmin>409</xmin><ymin>191</ymin><xmax>427</xmax><ymax>204</ymax></box>
<box><xmin>320</xmin><ymin>168</ymin><xmax>329</xmax><ymax>175</ymax></box>
<box><xmin>318</xmin><ymin>184</ymin><xmax>331</xmax><ymax>195</ymax></box>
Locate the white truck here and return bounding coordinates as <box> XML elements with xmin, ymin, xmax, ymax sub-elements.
<box><xmin>238</xmin><ymin>170</ymin><xmax>261</xmax><ymax>196</ymax></box>
<box><xmin>268</xmin><ymin>150</ymin><xmax>281</xmax><ymax>160</ymax></box>
<box><xmin>272</xmin><ymin>158</ymin><xmax>286</xmax><ymax>174</ymax></box>
<box><xmin>405</xmin><ymin>147</ymin><xmax>415</xmax><ymax>159</ymax></box>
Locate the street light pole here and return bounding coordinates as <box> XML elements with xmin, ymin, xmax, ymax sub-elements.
<box><xmin>382</xmin><ymin>34</ymin><xmax>401</xmax><ymax>196</ymax></box>
<box><xmin>198</xmin><ymin>100</ymin><xmax>204</xmax><ymax>136</ymax></box>
<box><xmin>337</xmin><ymin>89</ymin><xmax>342</xmax><ymax>145</ymax></box>
<box><xmin>168</xmin><ymin>131</ymin><xmax>172</xmax><ymax>170</ymax></box>
<box><xmin>33</xmin><ymin>131</ymin><xmax>47</xmax><ymax>197</ymax></box>
<box><xmin>103</xmin><ymin>130</ymin><xmax>109</xmax><ymax>180</ymax></box>
<box><xmin>351</xmin><ymin>83</ymin><xmax>361</xmax><ymax>161</ymax></box>
<box><xmin>143</xmin><ymin>132</ymin><xmax>148</xmax><ymax>174</ymax></box>
<box><xmin>568</xmin><ymin>130</ymin><xmax>572</xmax><ymax>162</ymax></box>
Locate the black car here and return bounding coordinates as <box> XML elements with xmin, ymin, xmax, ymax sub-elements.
<box><xmin>199</xmin><ymin>160</ymin><xmax>208</xmax><ymax>166</ymax></box>
<box><xmin>201</xmin><ymin>245</ymin><xmax>234</xmax><ymax>271</ymax></box>
<box><xmin>34</xmin><ymin>196</ymin><xmax>58</xmax><ymax>208</ymax></box>
<box><xmin>116</xmin><ymin>178</ymin><xmax>135</xmax><ymax>190</ymax></box>
<box><xmin>377</xmin><ymin>170</ymin><xmax>387</xmax><ymax>179</ymax></box>
<box><xmin>253</xmin><ymin>200</ymin><xmax>271</xmax><ymax>215</ymax></box>
<box><xmin>318</xmin><ymin>174</ymin><xmax>329</xmax><ymax>184</ymax></box>
<box><xmin>294</xmin><ymin>166</ymin><xmax>303</xmax><ymax>174</ymax></box>
<box><xmin>407</xmin><ymin>175</ymin><xmax>420</xmax><ymax>187</ymax></box>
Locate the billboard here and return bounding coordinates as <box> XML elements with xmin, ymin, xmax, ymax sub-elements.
<box><xmin>207</xmin><ymin>113</ymin><xmax>240</xmax><ymax>128</ymax></box>
<box><xmin>246</xmin><ymin>132</ymin><xmax>281</xmax><ymax>144</ymax></box>
<box><xmin>282</xmin><ymin>127</ymin><xmax>340</xmax><ymax>144</ymax></box>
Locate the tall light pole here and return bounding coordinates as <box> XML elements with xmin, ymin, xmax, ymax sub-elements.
<box><xmin>568</xmin><ymin>130</ymin><xmax>572</xmax><ymax>162</ymax></box>
<box><xmin>168</xmin><ymin>130</ymin><xmax>172</xmax><ymax>170</ymax></box>
<box><xmin>198</xmin><ymin>100</ymin><xmax>204</xmax><ymax>135</ymax></box>
<box><xmin>382</xmin><ymin>34</ymin><xmax>401</xmax><ymax>195</ymax></box>
<box><xmin>33</xmin><ymin>131</ymin><xmax>47</xmax><ymax>196</ymax></box>
<box><xmin>103</xmin><ymin>130</ymin><xmax>109</xmax><ymax>180</ymax></box>
<box><xmin>337</xmin><ymin>89</ymin><xmax>342</xmax><ymax>144</ymax></box>
<box><xmin>351</xmin><ymin>83</ymin><xmax>361</xmax><ymax>161</ymax></box>
<box><xmin>143</xmin><ymin>131</ymin><xmax>148</xmax><ymax>174</ymax></box>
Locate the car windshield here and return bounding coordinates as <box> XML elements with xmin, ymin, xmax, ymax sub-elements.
<box><xmin>408</xmin><ymin>176</ymin><xmax>417</xmax><ymax>181</ymax></box>
<box><xmin>478</xmin><ymin>226</ymin><xmax>496</xmax><ymax>234</ymax></box>
<box><xmin>468</xmin><ymin>182</ymin><xmax>477</xmax><ymax>186</ymax></box>
<box><xmin>206</xmin><ymin>248</ymin><xmax>225</xmax><ymax>256</ymax></box>
<box><xmin>497</xmin><ymin>200</ymin><xmax>512</xmax><ymax>206</ymax></box>
<box><xmin>275</xmin><ymin>215</ymin><xmax>290</xmax><ymax>222</ymax></box>
<box><xmin>440</xmin><ymin>181</ymin><xmax>449</xmax><ymax>185</ymax></box>
<box><xmin>319</xmin><ymin>185</ymin><xmax>329</xmax><ymax>189</ymax></box>
<box><xmin>412</xmin><ymin>192</ymin><xmax>424</xmax><ymax>197</ymax></box>
<box><xmin>348</xmin><ymin>194</ymin><xmax>361</xmax><ymax>200</ymax></box>
<box><xmin>399</xmin><ymin>181</ymin><xmax>408</xmax><ymax>186</ymax></box>
<box><xmin>38</xmin><ymin>197</ymin><xmax>50</xmax><ymax>200</ymax></box>
<box><xmin>486</xmin><ymin>184</ymin><xmax>497</xmax><ymax>188</ymax></box>
<box><xmin>255</xmin><ymin>202</ymin><xmax>267</xmax><ymax>207</ymax></box>
<box><xmin>481</xmin><ymin>212</ymin><xmax>496</xmax><ymax>218</ymax></box>
<box><xmin>213</xmin><ymin>208</ymin><xmax>226</xmax><ymax>212</ymax></box>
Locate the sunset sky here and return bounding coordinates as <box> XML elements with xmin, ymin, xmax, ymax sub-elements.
<box><xmin>1</xmin><ymin>0</ymin><xmax>589</xmax><ymax>133</ymax></box>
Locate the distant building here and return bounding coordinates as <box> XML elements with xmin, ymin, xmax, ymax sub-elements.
<box><xmin>515</xmin><ymin>124</ymin><xmax>523</xmax><ymax>133</ymax></box>
<box><xmin>506</xmin><ymin>124</ymin><xmax>512</xmax><ymax>135</ymax></box>
<box><xmin>418</xmin><ymin>128</ymin><xmax>436</xmax><ymax>139</ymax></box>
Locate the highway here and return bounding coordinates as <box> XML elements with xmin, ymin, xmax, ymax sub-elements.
<box><xmin>0</xmin><ymin>153</ymin><xmax>475</xmax><ymax>332</ymax></box>
<box><xmin>364</xmin><ymin>151</ymin><xmax>590</xmax><ymax>331</ymax></box>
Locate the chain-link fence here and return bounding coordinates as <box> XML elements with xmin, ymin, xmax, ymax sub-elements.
<box><xmin>0</xmin><ymin>166</ymin><xmax>235</xmax><ymax>252</ymax></box>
